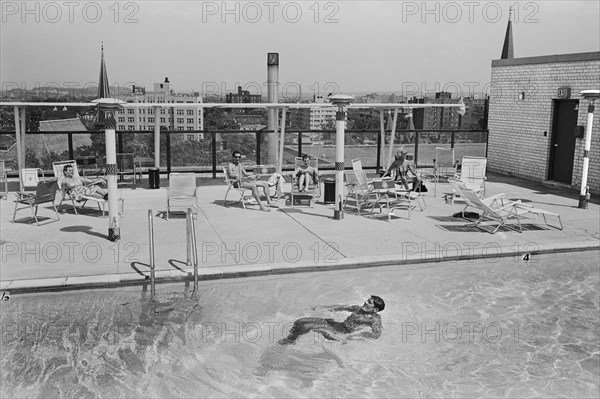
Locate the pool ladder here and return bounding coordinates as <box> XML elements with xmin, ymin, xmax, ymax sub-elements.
<box><xmin>148</xmin><ymin>208</ymin><xmax>199</xmax><ymax>297</ymax></box>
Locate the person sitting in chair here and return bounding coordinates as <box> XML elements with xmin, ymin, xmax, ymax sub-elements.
<box><xmin>227</xmin><ymin>151</ymin><xmax>278</xmax><ymax>212</ymax></box>
<box><xmin>381</xmin><ymin>148</ymin><xmax>423</xmax><ymax>191</ymax></box>
<box><xmin>59</xmin><ymin>164</ymin><xmax>108</xmax><ymax>201</ymax></box>
<box><xmin>294</xmin><ymin>154</ymin><xmax>319</xmax><ymax>192</ymax></box>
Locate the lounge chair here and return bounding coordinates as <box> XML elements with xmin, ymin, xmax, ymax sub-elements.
<box><xmin>290</xmin><ymin>157</ymin><xmax>320</xmax><ymax>207</ymax></box>
<box><xmin>461</xmin><ymin>189</ymin><xmax>563</xmax><ymax>233</ymax></box>
<box><xmin>343</xmin><ymin>170</ymin><xmax>379</xmax><ymax>215</ymax></box>
<box><xmin>116</xmin><ymin>153</ymin><xmax>141</xmax><ymax>185</ymax></box>
<box><xmin>222</xmin><ymin>165</ymin><xmax>253</xmax><ymax>209</ymax></box>
<box><xmin>167</xmin><ymin>172</ymin><xmax>198</xmax><ymax>220</ymax></box>
<box><xmin>445</xmin><ymin>156</ymin><xmax>487</xmax><ymax>204</ymax></box>
<box><xmin>12</xmin><ymin>180</ymin><xmax>60</xmax><ymax>225</ymax></box>
<box><xmin>451</xmin><ymin>180</ymin><xmax>505</xmax><ymax>217</ymax></box>
<box><xmin>52</xmin><ymin>160</ymin><xmax>108</xmax><ymax>215</ymax></box>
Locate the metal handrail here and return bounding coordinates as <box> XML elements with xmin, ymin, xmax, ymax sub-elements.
<box><xmin>186</xmin><ymin>208</ymin><xmax>199</xmax><ymax>293</ymax></box>
<box><xmin>148</xmin><ymin>209</ymin><xmax>156</xmax><ymax>296</ymax></box>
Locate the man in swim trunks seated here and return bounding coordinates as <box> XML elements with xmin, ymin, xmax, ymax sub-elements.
<box><xmin>294</xmin><ymin>154</ymin><xmax>319</xmax><ymax>192</ymax></box>
<box><xmin>279</xmin><ymin>296</ymin><xmax>384</xmax><ymax>344</ymax></box>
<box><xmin>227</xmin><ymin>150</ymin><xmax>278</xmax><ymax>212</ymax></box>
<box><xmin>59</xmin><ymin>164</ymin><xmax>108</xmax><ymax>201</ymax></box>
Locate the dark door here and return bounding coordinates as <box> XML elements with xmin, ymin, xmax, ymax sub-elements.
<box><xmin>549</xmin><ymin>100</ymin><xmax>578</xmax><ymax>184</ymax></box>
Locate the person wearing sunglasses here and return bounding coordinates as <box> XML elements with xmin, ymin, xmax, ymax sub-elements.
<box><xmin>227</xmin><ymin>151</ymin><xmax>278</xmax><ymax>211</ymax></box>
<box><xmin>279</xmin><ymin>295</ymin><xmax>385</xmax><ymax>344</ymax></box>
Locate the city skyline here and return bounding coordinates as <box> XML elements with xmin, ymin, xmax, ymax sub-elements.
<box><xmin>1</xmin><ymin>1</ymin><xmax>599</xmax><ymax>99</ymax></box>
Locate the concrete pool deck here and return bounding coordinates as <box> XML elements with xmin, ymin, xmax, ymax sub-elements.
<box><xmin>1</xmin><ymin>173</ymin><xmax>599</xmax><ymax>294</ymax></box>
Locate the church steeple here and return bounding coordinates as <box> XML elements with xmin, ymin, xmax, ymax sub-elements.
<box><xmin>98</xmin><ymin>42</ymin><xmax>111</xmax><ymax>98</ymax></box>
<box><xmin>501</xmin><ymin>7</ymin><xmax>514</xmax><ymax>59</ymax></box>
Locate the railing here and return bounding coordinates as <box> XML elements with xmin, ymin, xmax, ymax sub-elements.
<box><xmin>1</xmin><ymin>128</ymin><xmax>488</xmax><ymax>178</ymax></box>
<box><xmin>147</xmin><ymin>209</ymin><xmax>156</xmax><ymax>296</ymax></box>
<box><xmin>146</xmin><ymin>207</ymin><xmax>198</xmax><ymax>298</ymax></box>
<box><xmin>186</xmin><ymin>208</ymin><xmax>199</xmax><ymax>293</ymax></box>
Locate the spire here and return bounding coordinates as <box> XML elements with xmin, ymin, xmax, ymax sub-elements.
<box><xmin>501</xmin><ymin>7</ymin><xmax>514</xmax><ymax>59</ymax></box>
<box><xmin>98</xmin><ymin>42</ymin><xmax>111</xmax><ymax>98</ymax></box>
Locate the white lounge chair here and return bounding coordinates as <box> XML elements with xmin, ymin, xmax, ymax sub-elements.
<box><xmin>167</xmin><ymin>173</ymin><xmax>198</xmax><ymax>220</ymax></box>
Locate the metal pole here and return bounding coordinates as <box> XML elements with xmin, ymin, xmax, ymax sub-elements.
<box><xmin>267</xmin><ymin>53</ymin><xmax>279</xmax><ymax>164</ymax></box>
<box><xmin>13</xmin><ymin>106</ymin><xmax>23</xmax><ymax>192</ymax></box>
<box><xmin>386</xmin><ymin>108</ymin><xmax>399</xmax><ymax>169</ymax></box>
<box><xmin>378</xmin><ymin>110</ymin><xmax>384</xmax><ymax>174</ymax></box>
<box><xmin>188</xmin><ymin>208</ymin><xmax>199</xmax><ymax>292</ymax></box>
<box><xmin>148</xmin><ymin>209</ymin><xmax>156</xmax><ymax>296</ymax></box>
<box><xmin>579</xmin><ymin>98</ymin><xmax>596</xmax><ymax>209</ymax></box>
<box><xmin>105</xmin><ymin>117</ymin><xmax>120</xmax><ymax>241</ymax></box>
<box><xmin>278</xmin><ymin>107</ymin><xmax>287</xmax><ymax>174</ymax></box>
<box><xmin>154</xmin><ymin>106</ymin><xmax>160</xmax><ymax>168</ymax></box>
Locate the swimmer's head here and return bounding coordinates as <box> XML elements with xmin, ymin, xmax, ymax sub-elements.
<box><xmin>371</xmin><ymin>295</ymin><xmax>385</xmax><ymax>312</ymax></box>
<box><xmin>362</xmin><ymin>295</ymin><xmax>385</xmax><ymax>313</ymax></box>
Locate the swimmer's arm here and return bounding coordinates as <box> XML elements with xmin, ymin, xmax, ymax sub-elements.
<box><xmin>311</xmin><ymin>305</ymin><xmax>360</xmax><ymax>312</ymax></box>
<box><xmin>344</xmin><ymin>320</ymin><xmax>382</xmax><ymax>341</ymax></box>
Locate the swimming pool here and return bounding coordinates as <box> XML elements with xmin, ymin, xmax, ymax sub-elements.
<box><xmin>1</xmin><ymin>251</ymin><xmax>598</xmax><ymax>398</ymax></box>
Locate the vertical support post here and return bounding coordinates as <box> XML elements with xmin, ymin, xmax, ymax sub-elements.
<box><xmin>334</xmin><ymin>107</ymin><xmax>345</xmax><ymax>220</ymax></box>
<box><xmin>267</xmin><ymin>53</ymin><xmax>279</xmax><ymax>164</ymax></box>
<box><xmin>105</xmin><ymin>116</ymin><xmax>120</xmax><ymax>242</ymax></box>
<box><xmin>20</xmin><ymin>107</ymin><xmax>26</xmax><ymax>165</ymax></box>
<box><xmin>378</xmin><ymin>110</ymin><xmax>384</xmax><ymax>174</ymax></box>
<box><xmin>148</xmin><ymin>209</ymin><xmax>156</xmax><ymax>297</ymax></box>
<box><xmin>68</xmin><ymin>133</ymin><xmax>74</xmax><ymax>160</ymax></box>
<box><xmin>579</xmin><ymin>99</ymin><xmax>595</xmax><ymax>209</ymax></box>
<box><xmin>386</xmin><ymin>108</ymin><xmax>399</xmax><ymax>168</ymax></box>
<box><xmin>297</xmin><ymin>130</ymin><xmax>302</xmax><ymax>157</ymax></box>
<box><xmin>154</xmin><ymin>106</ymin><xmax>160</xmax><ymax>168</ymax></box>
<box><xmin>256</xmin><ymin>130</ymin><xmax>261</xmax><ymax>165</ymax></box>
<box><xmin>278</xmin><ymin>107</ymin><xmax>287</xmax><ymax>174</ymax></box>
<box><xmin>211</xmin><ymin>131</ymin><xmax>217</xmax><ymax>179</ymax></box>
<box><xmin>166</xmin><ymin>131</ymin><xmax>171</xmax><ymax>176</ymax></box>
<box><xmin>13</xmin><ymin>106</ymin><xmax>23</xmax><ymax>192</ymax></box>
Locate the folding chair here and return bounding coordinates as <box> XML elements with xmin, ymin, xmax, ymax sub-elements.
<box><xmin>0</xmin><ymin>160</ymin><xmax>8</xmax><ymax>199</ymax></box>
<box><xmin>343</xmin><ymin>170</ymin><xmax>379</xmax><ymax>215</ymax></box>
<box><xmin>290</xmin><ymin>157</ymin><xmax>320</xmax><ymax>207</ymax></box>
<box><xmin>222</xmin><ymin>165</ymin><xmax>253</xmax><ymax>209</ymax></box>
<box><xmin>116</xmin><ymin>153</ymin><xmax>141</xmax><ymax>184</ymax></box>
<box><xmin>20</xmin><ymin>168</ymin><xmax>45</xmax><ymax>189</ymax></box>
<box><xmin>167</xmin><ymin>173</ymin><xmax>198</xmax><ymax>220</ymax></box>
<box><xmin>12</xmin><ymin>180</ymin><xmax>60</xmax><ymax>225</ymax></box>
<box><xmin>445</xmin><ymin>156</ymin><xmax>487</xmax><ymax>204</ymax></box>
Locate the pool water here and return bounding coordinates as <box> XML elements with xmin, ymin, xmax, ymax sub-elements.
<box><xmin>1</xmin><ymin>251</ymin><xmax>598</xmax><ymax>398</ymax></box>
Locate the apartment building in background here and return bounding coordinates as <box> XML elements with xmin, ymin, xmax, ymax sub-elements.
<box><xmin>116</xmin><ymin>78</ymin><xmax>204</xmax><ymax>141</ymax></box>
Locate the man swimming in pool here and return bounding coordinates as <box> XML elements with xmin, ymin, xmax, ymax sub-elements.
<box><xmin>279</xmin><ymin>296</ymin><xmax>384</xmax><ymax>344</ymax></box>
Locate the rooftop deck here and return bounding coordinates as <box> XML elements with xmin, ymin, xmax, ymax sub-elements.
<box><xmin>1</xmin><ymin>173</ymin><xmax>598</xmax><ymax>294</ymax></box>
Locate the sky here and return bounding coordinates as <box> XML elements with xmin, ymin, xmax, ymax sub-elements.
<box><xmin>1</xmin><ymin>0</ymin><xmax>599</xmax><ymax>100</ymax></box>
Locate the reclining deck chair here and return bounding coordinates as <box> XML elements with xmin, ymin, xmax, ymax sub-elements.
<box><xmin>344</xmin><ymin>170</ymin><xmax>379</xmax><ymax>215</ymax></box>
<box><xmin>167</xmin><ymin>173</ymin><xmax>198</xmax><ymax>220</ymax></box>
<box><xmin>450</xmin><ymin>180</ymin><xmax>505</xmax><ymax>217</ymax></box>
<box><xmin>461</xmin><ymin>189</ymin><xmax>563</xmax><ymax>233</ymax></box>
<box><xmin>222</xmin><ymin>165</ymin><xmax>253</xmax><ymax>209</ymax></box>
<box><xmin>290</xmin><ymin>157</ymin><xmax>320</xmax><ymax>207</ymax></box>
<box><xmin>52</xmin><ymin>160</ymin><xmax>108</xmax><ymax>215</ymax></box>
<box><xmin>445</xmin><ymin>156</ymin><xmax>487</xmax><ymax>204</ymax></box>
<box><xmin>12</xmin><ymin>179</ymin><xmax>60</xmax><ymax>225</ymax></box>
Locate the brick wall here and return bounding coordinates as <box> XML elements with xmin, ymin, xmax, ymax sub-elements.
<box><xmin>488</xmin><ymin>52</ymin><xmax>600</xmax><ymax>194</ymax></box>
